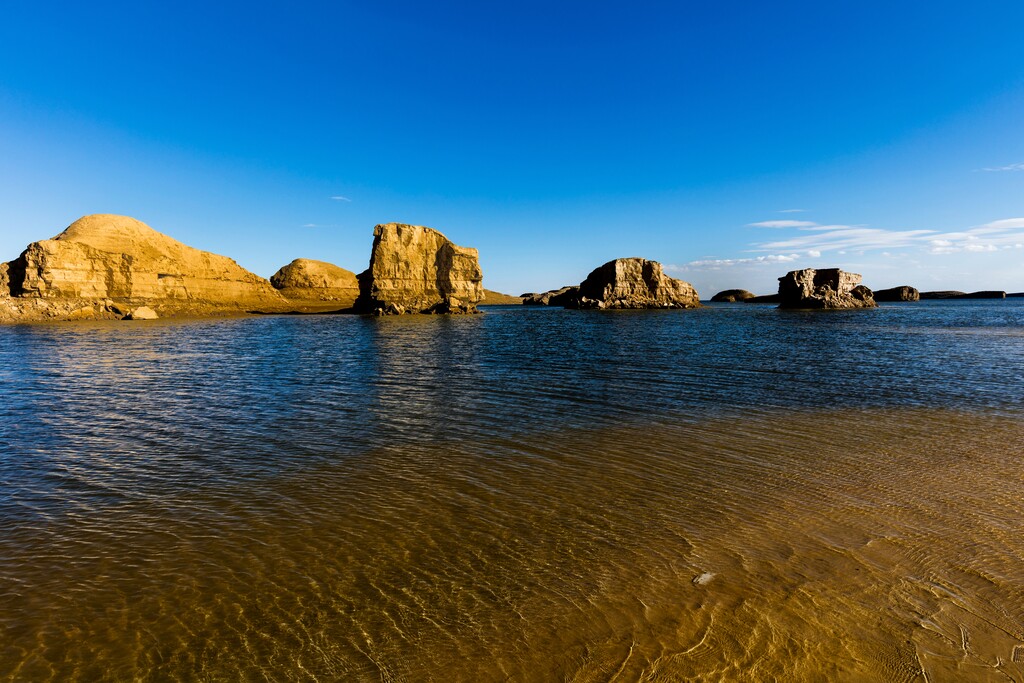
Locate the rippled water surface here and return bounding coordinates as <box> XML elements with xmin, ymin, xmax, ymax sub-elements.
<box><xmin>2</xmin><ymin>301</ymin><xmax>1024</xmax><ymax>681</ymax></box>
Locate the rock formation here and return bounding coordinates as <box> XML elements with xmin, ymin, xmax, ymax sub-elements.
<box><xmin>1</xmin><ymin>214</ymin><xmax>288</xmax><ymax>322</ymax></box>
<box><xmin>522</xmin><ymin>286</ymin><xmax>579</xmax><ymax>306</ymax></box>
<box><xmin>873</xmin><ymin>286</ymin><xmax>920</xmax><ymax>302</ymax></box>
<box><xmin>354</xmin><ymin>223</ymin><xmax>483</xmax><ymax>314</ymax></box>
<box><xmin>711</xmin><ymin>289</ymin><xmax>755</xmax><ymax>302</ymax></box>
<box><xmin>569</xmin><ymin>258</ymin><xmax>700</xmax><ymax>309</ymax></box>
<box><xmin>919</xmin><ymin>291</ymin><xmax>965</xmax><ymax>300</ymax></box>
<box><xmin>777</xmin><ymin>268</ymin><xmax>876</xmax><ymax>309</ymax></box>
<box><xmin>270</xmin><ymin>258</ymin><xmax>359</xmax><ymax>309</ymax></box>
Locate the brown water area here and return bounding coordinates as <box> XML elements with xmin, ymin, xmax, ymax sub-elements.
<box><xmin>1</xmin><ymin>304</ymin><xmax>1023</xmax><ymax>680</ymax></box>
<box><xmin>2</xmin><ymin>411</ymin><xmax>1021</xmax><ymax>681</ymax></box>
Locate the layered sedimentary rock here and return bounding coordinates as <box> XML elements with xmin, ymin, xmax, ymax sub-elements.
<box><xmin>873</xmin><ymin>286</ymin><xmax>920</xmax><ymax>302</ymax></box>
<box><xmin>355</xmin><ymin>223</ymin><xmax>483</xmax><ymax>314</ymax></box>
<box><xmin>777</xmin><ymin>268</ymin><xmax>876</xmax><ymax>309</ymax></box>
<box><xmin>570</xmin><ymin>258</ymin><xmax>700</xmax><ymax>309</ymax></box>
<box><xmin>711</xmin><ymin>289</ymin><xmax>755</xmax><ymax>302</ymax></box>
<box><xmin>1</xmin><ymin>214</ymin><xmax>288</xmax><ymax>322</ymax></box>
<box><xmin>270</xmin><ymin>258</ymin><xmax>359</xmax><ymax>309</ymax></box>
<box><xmin>522</xmin><ymin>286</ymin><xmax>578</xmax><ymax>306</ymax></box>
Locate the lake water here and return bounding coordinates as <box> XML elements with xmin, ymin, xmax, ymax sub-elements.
<box><xmin>1</xmin><ymin>301</ymin><xmax>1023</xmax><ymax>681</ymax></box>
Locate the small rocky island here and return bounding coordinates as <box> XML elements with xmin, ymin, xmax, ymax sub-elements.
<box><xmin>777</xmin><ymin>268</ymin><xmax>876</xmax><ymax>309</ymax></box>
<box><xmin>522</xmin><ymin>258</ymin><xmax>700</xmax><ymax>309</ymax></box>
<box><xmin>873</xmin><ymin>286</ymin><xmax>920</xmax><ymax>302</ymax></box>
<box><xmin>711</xmin><ymin>289</ymin><xmax>755</xmax><ymax>302</ymax></box>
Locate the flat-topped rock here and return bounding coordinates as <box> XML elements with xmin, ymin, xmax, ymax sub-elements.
<box><xmin>270</xmin><ymin>258</ymin><xmax>359</xmax><ymax>308</ymax></box>
<box><xmin>1</xmin><ymin>214</ymin><xmax>288</xmax><ymax>322</ymax></box>
<box><xmin>570</xmin><ymin>258</ymin><xmax>700</xmax><ymax>309</ymax></box>
<box><xmin>711</xmin><ymin>289</ymin><xmax>755</xmax><ymax>302</ymax></box>
<box><xmin>355</xmin><ymin>223</ymin><xmax>483</xmax><ymax>314</ymax></box>
<box><xmin>874</xmin><ymin>286</ymin><xmax>920</xmax><ymax>302</ymax></box>
<box><xmin>777</xmin><ymin>268</ymin><xmax>876</xmax><ymax>309</ymax></box>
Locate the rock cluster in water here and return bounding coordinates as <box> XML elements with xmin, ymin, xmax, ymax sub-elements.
<box><xmin>522</xmin><ymin>286</ymin><xmax>579</xmax><ymax>306</ymax></box>
<box><xmin>521</xmin><ymin>258</ymin><xmax>700</xmax><ymax>310</ymax></box>
<box><xmin>354</xmin><ymin>223</ymin><xmax>483</xmax><ymax>315</ymax></box>
<box><xmin>572</xmin><ymin>258</ymin><xmax>700</xmax><ymax>309</ymax></box>
<box><xmin>270</xmin><ymin>258</ymin><xmax>360</xmax><ymax>309</ymax></box>
<box><xmin>777</xmin><ymin>268</ymin><xmax>877</xmax><ymax>309</ymax></box>
<box><xmin>1</xmin><ymin>214</ymin><xmax>288</xmax><ymax>322</ymax></box>
<box><xmin>873</xmin><ymin>285</ymin><xmax>920</xmax><ymax>302</ymax></box>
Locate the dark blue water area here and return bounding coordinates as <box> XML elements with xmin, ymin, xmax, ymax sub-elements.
<box><xmin>1</xmin><ymin>300</ymin><xmax>1023</xmax><ymax>523</ymax></box>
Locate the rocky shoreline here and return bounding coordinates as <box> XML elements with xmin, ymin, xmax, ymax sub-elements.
<box><xmin>1</xmin><ymin>214</ymin><xmax>1019</xmax><ymax>323</ymax></box>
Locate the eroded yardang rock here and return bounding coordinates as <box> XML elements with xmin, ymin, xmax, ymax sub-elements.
<box><xmin>1</xmin><ymin>214</ymin><xmax>287</xmax><ymax>322</ymax></box>
<box><xmin>570</xmin><ymin>258</ymin><xmax>700</xmax><ymax>309</ymax></box>
<box><xmin>270</xmin><ymin>258</ymin><xmax>359</xmax><ymax>308</ymax></box>
<box><xmin>777</xmin><ymin>268</ymin><xmax>876</xmax><ymax>309</ymax></box>
<box><xmin>873</xmin><ymin>286</ymin><xmax>920</xmax><ymax>302</ymax></box>
<box><xmin>355</xmin><ymin>223</ymin><xmax>483</xmax><ymax>314</ymax></box>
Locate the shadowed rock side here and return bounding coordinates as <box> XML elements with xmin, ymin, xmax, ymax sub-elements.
<box><xmin>570</xmin><ymin>258</ymin><xmax>700</xmax><ymax>309</ymax></box>
<box><xmin>919</xmin><ymin>290</ymin><xmax>965</xmax><ymax>299</ymax></box>
<box><xmin>522</xmin><ymin>286</ymin><xmax>579</xmax><ymax>306</ymax></box>
<box><xmin>873</xmin><ymin>286</ymin><xmax>920</xmax><ymax>302</ymax></box>
<box><xmin>355</xmin><ymin>223</ymin><xmax>483</xmax><ymax>315</ymax></box>
<box><xmin>270</xmin><ymin>258</ymin><xmax>359</xmax><ymax>310</ymax></box>
<box><xmin>0</xmin><ymin>214</ymin><xmax>289</xmax><ymax>322</ymax></box>
<box><xmin>778</xmin><ymin>268</ymin><xmax>876</xmax><ymax>309</ymax></box>
<box><xmin>711</xmin><ymin>289</ymin><xmax>755</xmax><ymax>302</ymax></box>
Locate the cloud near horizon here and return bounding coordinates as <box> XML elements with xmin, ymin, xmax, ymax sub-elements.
<box><xmin>683</xmin><ymin>217</ymin><xmax>1024</xmax><ymax>269</ymax></box>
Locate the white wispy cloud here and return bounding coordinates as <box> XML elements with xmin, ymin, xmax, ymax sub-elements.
<box><xmin>750</xmin><ymin>217</ymin><xmax>1024</xmax><ymax>256</ymax></box>
<box><xmin>747</xmin><ymin>220</ymin><xmax>818</xmax><ymax>228</ymax></box>
<box><xmin>978</xmin><ymin>162</ymin><xmax>1024</xmax><ymax>172</ymax></box>
<box><xmin>672</xmin><ymin>253</ymin><xmax>802</xmax><ymax>270</ymax></box>
<box><xmin>779</xmin><ymin>208</ymin><xmax>806</xmax><ymax>213</ymax></box>
<box><xmin>330</xmin><ymin>195</ymin><xmax>352</xmax><ymax>202</ymax></box>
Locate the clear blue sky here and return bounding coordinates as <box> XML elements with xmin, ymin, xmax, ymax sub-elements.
<box><xmin>2</xmin><ymin>0</ymin><xmax>1023</xmax><ymax>295</ymax></box>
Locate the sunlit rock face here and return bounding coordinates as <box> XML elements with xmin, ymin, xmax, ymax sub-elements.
<box><xmin>569</xmin><ymin>258</ymin><xmax>701</xmax><ymax>309</ymax></box>
<box><xmin>355</xmin><ymin>223</ymin><xmax>483</xmax><ymax>315</ymax></box>
<box><xmin>270</xmin><ymin>258</ymin><xmax>360</xmax><ymax>308</ymax></box>
<box><xmin>777</xmin><ymin>268</ymin><xmax>877</xmax><ymax>309</ymax></box>
<box><xmin>0</xmin><ymin>214</ymin><xmax>287</xmax><ymax>321</ymax></box>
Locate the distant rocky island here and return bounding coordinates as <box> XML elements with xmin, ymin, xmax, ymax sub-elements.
<box><xmin>1</xmin><ymin>214</ymin><xmax>1019</xmax><ymax>323</ymax></box>
<box><xmin>522</xmin><ymin>258</ymin><xmax>700</xmax><ymax>309</ymax></box>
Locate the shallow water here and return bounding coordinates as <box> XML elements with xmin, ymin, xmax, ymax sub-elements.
<box><xmin>1</xmin><ymin>301</ymin><xmax>1023</xmax><ymax>681</ymax></box>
